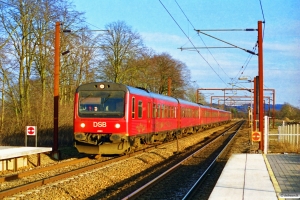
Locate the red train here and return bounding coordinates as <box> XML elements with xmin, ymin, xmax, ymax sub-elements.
<box><xmin>73</xmin><ymin>82</ymin><xmax>231</xmax><ymax>155</ymax></box>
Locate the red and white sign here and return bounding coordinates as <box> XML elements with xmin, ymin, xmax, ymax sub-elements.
<box><xmin>252</xmin><ymin>131</ymin><xmax>261</xmax><ymax>142</ymax></box>
<box><xmin>26</xmin><ymin>126</ymin><xmax>36</xmax><ymax>136</ymax></box>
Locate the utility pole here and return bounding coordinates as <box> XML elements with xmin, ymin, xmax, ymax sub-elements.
<box><xmin>168</xmin><ymin>77</ymin><xmax>171</xmax><ymax>96</ymax></box>
<box><xmin>52</xmin><ymin>22</ymin><xmax>60</xmax><ymax>160</ymax></box>
<box><xmin>258</xmin><ymin>21</ymin><xmax>264</xmax><ymax>151</ymax></box>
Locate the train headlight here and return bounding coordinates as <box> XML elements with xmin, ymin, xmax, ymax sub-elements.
<box><xmin>80</xmin><ymin>123</ymin><xmax>86</xmax><ymax>128</ymax></box>
<box><xmin>99</xmin><ymin>84</ymin><xmax>105</xmax><ymax>89</ymax></box>
<box><xmin>115</xmin><ymin>123</ymin><xmax>121</xmax><ymax>129</ymax></box>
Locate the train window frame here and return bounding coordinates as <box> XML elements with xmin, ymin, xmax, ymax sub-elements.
<box><xmin>77</xmin><ymin>90</ymin><xmax>125</xmax><ymax>118</ymax></box>
<box><xmin>147</xmin><ymin>102</ymin><xmax>151</xmax><ymax>118</ymax></box>
<box><xmin>138</xmin><ymin>100</ymin><xmax>143</xmax><ymax>118</ymax></box>
<box><xmin>132</xmin><ymin>97</ymin><xmax>135</xmax><ymax>119</ymax></box>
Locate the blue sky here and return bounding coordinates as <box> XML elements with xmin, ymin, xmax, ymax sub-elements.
<box><xmin>72</xmin><ymin>0</ymin><xmax>300</xmax><ymax>107</ymax></box>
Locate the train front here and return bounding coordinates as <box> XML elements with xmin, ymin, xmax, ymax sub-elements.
<box><xmin>73</xmin><ymin>82</ymin><xmax>130</xmax><ymax>155</ymax></box>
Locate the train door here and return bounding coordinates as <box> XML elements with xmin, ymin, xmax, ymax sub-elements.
<box><xmin>177</xmin><ymin>104</ymin><xmax>180</xmax><ymax>129</ymax></box>
<box><xmin>147</xmin><ymin>101</ymin><xmax>152</xmax><ymax>133</ymax></box>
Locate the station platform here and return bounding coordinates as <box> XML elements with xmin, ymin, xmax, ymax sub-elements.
<box><xmin>0</xmin><ymin>146</ymin><xmax>52</xmax><ymax>171</ymax></box>
<box><xmin>209</xmin><ymin>153</ymin><xmax>300</xmax><ymax>200</ymax></box>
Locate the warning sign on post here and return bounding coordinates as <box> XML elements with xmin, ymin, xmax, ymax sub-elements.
<box><xmin>252</xmin><ymin>131</ymin><xmax>261</xmax><ymax>142</ymax></box>
<box><xmin>26</xmin><ymin>126</ymin><xmax>36</xmax><ymax>136</ymax></box>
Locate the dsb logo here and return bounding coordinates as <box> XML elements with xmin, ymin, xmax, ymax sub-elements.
<box><xmin>93</xmin><ymin>122</ymin><xmax>107</xmax><ymax>127</ymax></box>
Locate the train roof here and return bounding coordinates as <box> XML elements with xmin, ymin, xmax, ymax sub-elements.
<box><xmin>76</xmin><ymin>82</ymin><xmax>128</xmax><ymax>92</ymax></box>
<box><xmin>127</xmin><ymin>86</ymin><xmax>178</xmax><ymax>103</ymax></box>
<box><xmin>76</xmin><ymin>82</ymin><xmax>230</xmax><ymax>113</ymax></box>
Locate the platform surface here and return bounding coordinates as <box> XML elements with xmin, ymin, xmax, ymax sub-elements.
<box><xmin>209</xmin><ymin>154</ymin><xmax>277</xmax><ymax>200</ymax></box>
<box><xmin>0</xmin><ymin>146</ymin><xmax>52</xmax><ymax>160</ymax></box>
<box><xmin>267</xmin><ymin>154</ymin><xmax>300</xmax><ymax>199</ymax></box>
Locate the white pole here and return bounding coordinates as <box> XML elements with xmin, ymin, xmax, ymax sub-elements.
<box><xmin>297</xmin><ymin>124</ymin><xmax>299</xmax><ymax>148</ymax></box>
<box><xmin>288</xmin><ymin>125</ymin><xmax>291</xmax><ymax>143</ymax></box>
<box><xmin>293</xmin><ymin>124</ymin><xmax>295</xmax><ymax>145</ymax></box>
<box><xmin>278</xmin><ymin>126</ymin><xmax>281</xmax><ymax>142</ymax></box>
<box><xmin>264</xmin><ymin>116</ymin><xmax>268</xmax><ymax>154</ymax></box>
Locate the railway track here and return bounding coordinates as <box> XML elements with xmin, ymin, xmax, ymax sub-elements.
<box><xmin>0</xmin><ymin>121</ymin><xmax>238</xmax><ymax>199</ymax></box>
<box><xmin>121</xmin><ymin>120</ymin><xmax>245</xmax><ymax>199</ymax></box>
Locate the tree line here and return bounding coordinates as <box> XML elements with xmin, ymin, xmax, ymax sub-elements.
<box><xmin>0</xmin><ymin>0</ymin><xmax>205</xmax><ymax>141</ymax></box>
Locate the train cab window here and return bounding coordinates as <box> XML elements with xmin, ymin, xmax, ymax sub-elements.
<box><xmin>132</xmin><ymin>97</ymin><xmax>135</xmax><ymax>118</ymax></box>
<box><xmin>138</xmin><ymin>101</ymin><xmax>143</xmax><ymax>118</ymax></box>
<box><xmin>78</xmin><ymin>90</ymin><xmax>125</xmax><ymax>118</ymax></box>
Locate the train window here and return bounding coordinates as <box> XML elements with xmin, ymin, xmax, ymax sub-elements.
<box><xmin>138</xmin><ymin>101</ymin><xmax>143</xmax><ymax>118</ymax></box>
<box><xmin>132</xmin><ymin>97</ymin><xmax>135</xmax><ymax>118</ymax></box>
<box><xmin>166</xmin><ymin>106</ymin><xmax>168</xmax><ymax>118</ymax></box>
<box><xmin>162</xmin><ymin>105</ymin><xmax>165</xmax><ymax>118</ymax></box>
<box><xmin>174</xmin><ymin>107</ymin><xmax>176</xmax><ymax>118</ymax></box>
<box><xmin>157</xmin><ymin>104</ymin><xmax>160</xmax><ymax>118</ymax></box>
<box><xmin>148</xmin><ymin>102</ymin><xmax>151</xmax><ymax>118</ymax></box>
<box><xmin>153</xmin><ymin>103</ymin><xmax>156</xmax><ymax>118</ymax></box>
<box><xmin>78</xmin><ymin>90</ymin><xmax>125</xmax><ymax>118</ymax></box>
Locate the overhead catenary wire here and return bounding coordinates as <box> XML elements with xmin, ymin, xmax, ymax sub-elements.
<box><xmin>258</xmin><ymin>0</ymin><xmax>266</xmax><ymax>40</ymax></box>
<box><xmin>235</xmin><ymin>43</ymin><xmax>257</xmax><ymax>81</ymax></box>
<box><xmin>159</xmin><ymin>0</ymin><xmax>228</xmax><ymax>86</ymax></box>
<box><xmin>195</xmin><ymin>30</ymin><xmax>257</xmax><ymax>55</ymax></box>
<box><xmin>174</xmin><ymin>0</ymin><xmax>262</xmax><ymax>90</ymax></box>
<box><xmin>174</xmin><ymin>0</ymin><xmax>231</xmax><ymax>86</ymax></box>
<box><xmin>236</xmin><ymin>0</ymin><xmax>266</xmax><ymax>83</ymax></box>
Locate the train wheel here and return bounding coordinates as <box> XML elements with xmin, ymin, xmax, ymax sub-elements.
<box><xmin>132</xmin><ymin>137</ymin><xmax>141</xmax><ymax>150</ymax></box>
<box><xmin>124</xmin><ymin>146</ymin><xmax>133</xmax><ymax>155</ymax></box>
<box><xmin>146</xmin><ymin>135</ymin><xmax>154</xmax><ymax>144</ymax></box>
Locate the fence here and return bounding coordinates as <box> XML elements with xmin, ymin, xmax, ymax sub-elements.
<box><xmin>277</xmin><ymin>123</ymin><xmax>300</xmax><ymax>145</ymax></box>
<box><xmin>264</xmin><ymin>116</ymin><xmax>300</xmax><ymax>154</ymax></box>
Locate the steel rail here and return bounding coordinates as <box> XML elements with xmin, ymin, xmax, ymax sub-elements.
<box><xmin>121</xmin><ymin>121</ymin><xmax>243</xmax><ymax>200</ymax></box>
<box><xmin>0</xmin><ymin>157</ymin><xmax>91</xmax><ymax>183</ymax></box>
<box><xmin>0</xmin><ymin>122</ymin><xmax>236</xmax><ymax>199</ymax></box>
<box><xmin>182</xmin><ymin>120</ymin><xmax>245</xmax><ymax>200</ymax></box>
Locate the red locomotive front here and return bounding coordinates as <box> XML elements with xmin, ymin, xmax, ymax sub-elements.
<box><xmin>74</xmin><ymin>82</ymin><xmax>131</xmax><ymax>154</ymax></box>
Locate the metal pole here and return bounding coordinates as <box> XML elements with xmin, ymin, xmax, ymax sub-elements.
<box><xmin>258</xmin><ymin>21</ymin><xmax>264</xmax><ymax>151</ymax></box>
<box><xmin>223</xmin><ymin>90</ymin><xmax>225</xmax><ymax>110</ymax></box>
<box><xmin>53</xmin><ymin>22</ymin><xmax>60</xmax><ymax>160</ymax></box>
<box><xmin>253</xmin><ymin>77</ymin><xmax>257</xmax><ymax>131</ymax></box>
<box><xmin>35</xmin><ymin>126</ymin><xmax>37</xmax><ymax>147</ymax></box>
<box><xmin>272</xmin><ymin>90</ymin><xmax>275</xmax><ymax>128</ymax></box>
<box><xmin>251</xmin><ymin>79</ymin><xmax>253</xmax><ymax>135</ymax></box>
<box><xmin>168</xmin><ymin>78</ymin><xmax>171</xmax><ymax>96</ymax></box>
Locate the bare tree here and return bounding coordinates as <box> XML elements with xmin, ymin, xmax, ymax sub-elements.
<box><xmin>98</xmin><ymin>21</ymin><xmax>145</xmax><ymax>83</ymax></box>
<box><xmin>0</xmin><ymin>0</ymin><xmax>86</xmax><ymax>130</ymax></box>
<box><xmin>143</xmin><ymin>53</ymin><xmax>190</xmax><ymax>98</ymax></box>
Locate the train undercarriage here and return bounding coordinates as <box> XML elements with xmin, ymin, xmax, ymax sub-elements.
<box><xmin>74</xmin><ymin>120</ymin><xmax>231</xmax><ymax>155</ymax></box>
